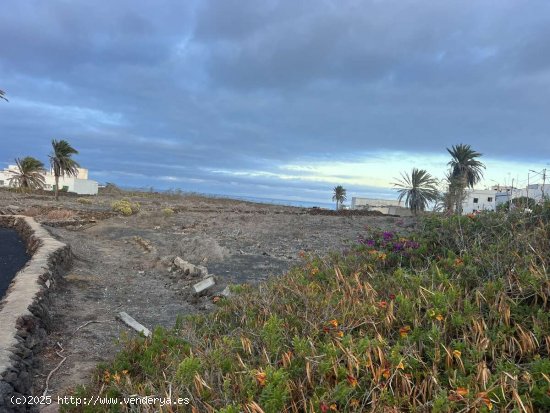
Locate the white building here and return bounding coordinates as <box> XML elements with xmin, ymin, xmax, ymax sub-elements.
<box><xmin>0</xmin><ymin>165</ymin><xmax>99</xmax><ymax>195</ymax></box>
<box><xmin>495</xmin><ymin>184</ymin><xmax>550</xmax><ymax>209</ymax></box>
<box><xmin>462</xmin><ymin>184</ymin><xmax>550</xmax><ymax>214</ymax></box>
<box><xmin>461</xmin><ymin>189</ymin><xmax>497</xmax><ymax>214</ymax></box>
<box><xmin>351</xmin><ymin>197</ymin><xmax>412</xmax><ymax>216</ymax></box>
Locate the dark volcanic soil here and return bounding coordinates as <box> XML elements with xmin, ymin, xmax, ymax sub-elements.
<box><xmin>0</xmin><ymin>190</ymin><xmax>414</xmax><ymax>398</ymax></box>
<box><xmin>0</xmin><ymin>227</ymin><xmax>30</xmax><ymax>298</ymax></box>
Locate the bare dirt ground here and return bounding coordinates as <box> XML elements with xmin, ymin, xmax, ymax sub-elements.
<box><xmin>0</xmin><ymin>189</ymin><xmax>414</xmax><ymax>399</ymax></box>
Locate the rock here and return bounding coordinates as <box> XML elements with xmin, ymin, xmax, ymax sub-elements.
<box><xmin>159</xmin><ymin>255</ymin><xmax>175</xmax><ymax>268</ymax></box>
<box><xmin>0</xmin><ymin>381</ymin><xmax>14</xmax><ymax>402</ymax></box>
<box><xmin>220</xmin><ymin>286</ymin><xmax>232</xmax><ymax>297</ymax></box>
<box><xmin>173</xmin><ymin>257</ymin><xmax>207</xmax><ymax>277</ymax></box>
<box><xmin>193</xmin><ymin>276</ymin><xmax>216</xmax><ymax>295</ymax></box>
<box><xmin>133</xmin><ymin>236</ymin><xmax>154</xmax><ymax>252</ymax></box>
<box><xmin>2</xmin><ymin>371</ymin><xmax>17</xmax><ymax>384</ymax></box>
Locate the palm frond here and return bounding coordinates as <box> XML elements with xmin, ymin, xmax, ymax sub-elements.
<box><xmin>447</xmin><ymin>144</ymin><xmax>485</xmax><ymax>188</ymax></box>
<box><xmin>393</xmin><ymin>168</ymin><xmax>440</xmax><ymax>214</ymax></box>
<box><xmin>8</xmin><ymin>157</ymin><xmax>46</xmax><ymax>190</ymax></box>
<box><xmin>50</xmin><ymin>139</ymin><xmax>80</xmax><ymax>178</ymax></box>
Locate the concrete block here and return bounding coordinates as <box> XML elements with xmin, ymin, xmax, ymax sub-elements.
<box><xmin>174</xmin><ymin>257</ymin><xmax>207</xmax><ymax>277</ymax></box>
<box><xmin>220</xmin><ymin>286</ymin><xmax>232</xmax><ymax>297</ymax></box>
<box><xmin>193</xmin><ymin>277</ymin><xmax>215</xmax><ymax>295</ymax></box>
<box><xmin>117</xmin><ymin>312</ymin><xmax>151</xmax><ymax>337</ymax></box>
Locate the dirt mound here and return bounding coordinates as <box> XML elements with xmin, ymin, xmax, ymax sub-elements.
<box><xmin>175</xmin><ymin>236</ymin><xmax>229</xmax><ymax>263</ymax></box>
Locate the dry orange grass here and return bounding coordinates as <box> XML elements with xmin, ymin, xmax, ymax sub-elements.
<box><xmin>46</xmin><ymin>209</ymin><xmax>76</xmax><ymax>220</ymax></box>
<box><xmin>22</xmin><ymin>207</ymin><xmax>42</xmax><ymax>217</ymax></box>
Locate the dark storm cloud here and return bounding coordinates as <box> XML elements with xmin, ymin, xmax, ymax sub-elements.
<box><xmin>1</xmin><ymin>0</ymin><xmax>550</xmax><ymax>200</ymax></box>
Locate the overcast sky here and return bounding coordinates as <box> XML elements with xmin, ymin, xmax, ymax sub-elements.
<box><xmin>1</xmin><ymin>0</ymin><xmax>549</xmax><ymax>204</ymax></box>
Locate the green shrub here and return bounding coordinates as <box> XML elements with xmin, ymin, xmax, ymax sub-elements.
<box><xmin>176</xmin><ymin>356</ymin><xmax>201</xmax><ymax>384</ymax></box>
<box><xmin>111</xmin><ymin>199</ymin><xmax>140</xmax><ymax>216</ymax></box>
<box><xmin>162</xmin><ymin>207</ymin><xmax>174</xmax><ymax>217</ymax></box>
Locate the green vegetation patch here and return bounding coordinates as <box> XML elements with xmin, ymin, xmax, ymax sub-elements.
<box><xmin>64</xmin><ymin>210</ymin><xmax>550</xmax><ymax>412</ymax></box>
<box><xmin>111</xmin><ymin>199</ymin><xmax>141</xmax><ymax>216</ymax></box>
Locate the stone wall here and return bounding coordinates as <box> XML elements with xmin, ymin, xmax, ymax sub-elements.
<box><xmin>0</xmin><ymin>216</ymin><xmax>71</xmax><ymax>413</ymax></box>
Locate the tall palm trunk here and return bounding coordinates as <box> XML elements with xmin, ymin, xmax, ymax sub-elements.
<box><xmin>455</xmin><ymin>174</ymin><xmax>468</xmax><ymax>214</ymax></box>
<box><xmin>54</xmin><ymin>174</ymin><xmax>59</xmax><ymax>201</ymax></box>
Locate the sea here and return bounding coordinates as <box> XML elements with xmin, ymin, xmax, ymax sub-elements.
<box><xmin>123</xmin><ymin>186</ymin><xmax>338</xmax><ymax>209</ymax></box>
<box><xmin>222</xmin><ymin>195</ymin><xmax>336</xmax><ymax>210</ymax></box>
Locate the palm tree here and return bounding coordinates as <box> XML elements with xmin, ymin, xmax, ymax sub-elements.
<box><xmin>49</xmin><ymin>139</ymin><xmax>80</xmax><ymax>200</ymax></box>
<box><xmin>0</xmin><ymin>89</ymin><xmax>7</xmax><ymax>102</ymax></box>
<box><xmin>393</xmin><ymin>168</ymin><xmax>440</xmax><ymax>215</ymax></box>
<box><xmin>332</xmin><ymin>185</ymin><xmax>347</xmax><ymax>210</ymax></box>
<box><xmin>447</xmin><ymin>144</ymin><xmax>485</xmax><ymax>213</ymax></box>
<box><xmin>8</xmin><ymin>157</ymin><xmax>46</xmax><ymax>190</ymax></box>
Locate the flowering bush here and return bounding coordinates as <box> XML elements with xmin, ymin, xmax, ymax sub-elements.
<box><xmin>357</xmin><ymin>229</ymin><xmax>422</xmax><ymax>268</ymax></box>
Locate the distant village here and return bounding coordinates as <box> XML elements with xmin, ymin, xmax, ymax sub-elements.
<box><xmin>351</xmin><ymin>182</ymin><xmax>550</xmax><ymax>216</ymax></box>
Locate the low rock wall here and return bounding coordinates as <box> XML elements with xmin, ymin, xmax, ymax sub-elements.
<box><xmin>0</xmin><ymin>216</ymin><xmax>71</xmax><ymax>413</ymax></box>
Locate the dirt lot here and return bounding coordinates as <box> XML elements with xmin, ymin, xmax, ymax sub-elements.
<box><xmin>0</xmin><ymin>190</ymin><xmax>414</xmax><ymax>398</ymax></box>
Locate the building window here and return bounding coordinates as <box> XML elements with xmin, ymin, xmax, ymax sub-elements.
<box><xmin>487</xmin><ymin>197</ymin><xmax>493</xmax><ymax>202</ymax></box>
<box><xmin>473</xmin><ymin>198</ymin><xmax>479</xmax><ymax>203</ymax></box>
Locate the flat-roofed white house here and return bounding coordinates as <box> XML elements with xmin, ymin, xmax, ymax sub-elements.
<box><xmin>0</xmin><ymin>165</ymin><xmax>99</xmax><ymax>195</ymax></box>
<box><xmin>351</xmin><ymin>197</ymin><xmax>412</xmax><ymax>216</ymax></box>
<box><xmin>494</xmin><ymin>184</ymin><xmax>550</xmax><ymax>208</ymax></box>
<box><xmin>461</xmin><ymin>189</ymin><xmax>497</xmax><ymax>214</ymax></box>
<box><xmin>462</xmin><ymin>184</ymin><xmax>550</xmax><ymax>213</ymax></box>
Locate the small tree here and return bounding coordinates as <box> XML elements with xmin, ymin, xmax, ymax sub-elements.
<box><xmin>8</xmin><ymin>157</ymin><xmax>46</xmax><ymax>190</ymax></box>
<box><xmin>332</xmin><ymin>185</ymin><xmax>347</xmax><ymax>210</ymax></box>
<box><xmin>49</xmin><ymin>139</ymin><xmax>80</xmax><ymax>200</ymax></box>
<box><xmin>393</xmin><ymin>168</ymin><xmax>440</xmax><ymax>215</ymax></box>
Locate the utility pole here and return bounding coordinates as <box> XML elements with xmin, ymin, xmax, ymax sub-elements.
<box><xmin>509</xmin><ymin>178</ymin><xmax>514</xmax><ymax>210</ymax></box>
<box><xmin>542</xmin><ymin>168</ymin><xmax>547</xmax><ymax>201</ymax></box>
<box><xmin>527</xmin><ymin>172</ymin><xmax>530</xmax><ymax>201</ymax></box>
<box><xmin>530</xmin><ymin>169</ymin><xmax>545</xmax><ymax>204</ymax></box>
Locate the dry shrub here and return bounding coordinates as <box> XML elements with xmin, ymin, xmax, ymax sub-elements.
<box><xmin>22</xmin><ymin>207</ymin><xmax>42</xmax><ymax>217</ymax></box>
<box><xmin>46</xmin><ymin>209</ymin><xmax>76</xmax><ymax>220</ymax></box>
<box><xmin>162</xmin><ymin>207</ymin><xmax>175</xmax><ymax>217</ymax></box>
<box><xmin>77</xmin><ymin>198</ymin><xmax>93</xmax><ymax>205</ymax></box>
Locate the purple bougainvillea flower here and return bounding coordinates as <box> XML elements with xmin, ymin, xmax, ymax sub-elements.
<box><xmin>383</xmin><ymin>231</ymin><xmax>394</xmax><ymax>240</ymax></box>
<box><xmin>393</xmin><ymin>242</ymin><xmax>404</xmax><ymax>251</ymax></box>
